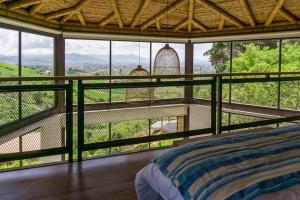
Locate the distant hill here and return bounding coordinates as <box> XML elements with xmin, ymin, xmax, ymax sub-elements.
<box><xmin>0</xmin><ymin>54</ymin><xmax>214</xmax><ymax>72</ymax></box>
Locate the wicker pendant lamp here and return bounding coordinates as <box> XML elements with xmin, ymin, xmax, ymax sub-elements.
<box><xmin>153</xmin><ymin>0</ymin><xmax>180</xmax><ymax>75</ymax></box>
<box><xmin>125</xmin><ymin>0</ymin><xmax>153</xmax><ymax>102</ymax></box>
<box><xmin>154</xmin><ymin>44</ymin><xmax>180</xmax><ymax>75</ymax></box>
<box><xmin>125</xmin><ymin>65</ymin><xmax>153</xmax><ymax>101</ymax></box>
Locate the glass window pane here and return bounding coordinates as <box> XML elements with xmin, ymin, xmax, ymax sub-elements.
<box><xmin>152</xmin><ymin>42</ymin><xmax>185</xmax><ymax>74</ymax></box>
<box><xmin>111</xmin><ymin>41</ymin><xmax>150</xmax><ymax>102</ymax></box>
<box><xmin>194</xmin><ymin>42</ymin><xmax>230</xmax><ymax>74</ymax></box>
<box><xmin>0</xmin><ymin>28</ymin><xmax>19</xmax><ymax>125</ymax></box>
<box><xmin>232</xmin><ymin>40</ymin><xmax>279</xmax><ymax>73</ymax></box>
<box><xmin>0</xmin><ymin>28</ymin><xmax>19</xmax><ymax>77</ymax></box>
<box><xmin>282</xmin><ymin>39</ymin><xmax>300</xmax><ymax>72</ymax></box>
<box><xmin>111</xmin><ymin>41</ymin><xmax>150</xmax><ymax>76</ymax></box>
<box><xmin>21</xmin><ymin>32</ymin><xmax>54</xmax><ymax>76</ymax></box>
<box><xmin>65</xmin><ymin>39</ymin><xmax>110</xmax><ymax>76</ymax></box>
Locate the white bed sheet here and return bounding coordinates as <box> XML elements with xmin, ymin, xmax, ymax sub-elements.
<box><xmin>135</xmin><ymin>163</ymin><xmax>300</xmax><ymax>200</ymax></box>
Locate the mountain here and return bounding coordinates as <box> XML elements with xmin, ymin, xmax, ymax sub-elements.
<box><xmin>0</xmin><ymin>53</ymin><xmax>150</xmax><ymax>67</ymax></box>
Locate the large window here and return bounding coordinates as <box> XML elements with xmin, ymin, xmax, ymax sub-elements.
<box><xmin>0</xmin><ymin>28</ymin><xmax>18</xmax><ymax>77</ymax></box>
<box><xmin>193</xmin><ymin>42</ymin><xmax>230</xmax><ymax>100</ymax></box>
<box><xmin>65</xmin><ymin>39</ymin><xmax>110</xmax><ymax>76</ymax></box>
<box><xmin>281</xmin><ymin>39</ymin><xmax>300</xmax><ymax>110</ymax></box>
<box><xmin>0</xmin><ymin>28</ymin><xmax>55</xmax><ymax>125</ymax></box>
<box><xmin>111</xmin><ymin>41</ymin><xmax>150</xmax><ymax>76</ymax></box>
<box><xmin>231</xmin><ymin>40</ymin><xmax>279</xmax><ymax>107</ymax></box>
<box><xmin>194</xmin><ymin>42</ymin><xmax>230</xmax><ymax>74</ymax></box>
<box><xmin>111</xmin><ymin>41</ymin><xmax>150</xmax><ymax>102</ymax></box>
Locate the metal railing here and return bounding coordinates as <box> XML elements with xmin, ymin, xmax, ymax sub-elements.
<box><xmin>0</xmin><ymin>73</ymin><xmax>300</xmax><ymax>170</ymax></box>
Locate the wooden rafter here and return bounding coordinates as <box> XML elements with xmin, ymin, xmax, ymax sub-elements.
<box><xmin>192</xmin><ymin>19</ymin><xmax>208</xmax><ymax>32</ymax></box>
<box><xmin>172</xmin><ymin>19</ymin><xmax>188</xmax><ymax>32</ymax></box>
<box><xmin>265</xmin><ymin>0</ymin><xmax>286</xmax><ymax>26</ymax></box>
<box><xmin>7</xmin><ymin>0</ymin><xmax>42</xmax><ymax>10</ymax></box>
<box><xmin>239</xmin><ymin>0</ymin><xmax>255</xmax><ymax>27</ymax></box>
<box><xmin>140</xmin><ymin>0</ymin><xmax>187</xmax><ymax>30</ymax></box>
<box><xmin>109</xmin><ymin>0</ymin><xmax>123</xmax><ymax>28</ymax></box>
<box><xmin>77</xmin><ymin>12</ymin><xmax>86</xmax><ymax>26</ymax></box>
<box><xmin>60</xmin><ymin>13</ymin><xmax>74</xmax><ymax>24</ymax></box>
<box><xmin>279</xmin><ymin>8</ymin><xmax>297</xmax><ymax>24</ymax></box>
<box><xmin>29</xmin><ymin>3</ymin><xmax>44</xmax><ymax>16</ymax></box>
<box><xmin>45</xmin><ymin>0</ymin><xmax>90</xmax><ymax>20</ymax></box>
<box><xmin>155</xmin><ymin>19</ymin><xmax>161</xmax><ymax>31</ymax></box>
<box><xmin>187</xmin><ymin>0</ymin><xmax>194</xmax><ymax>33</ymax></box>
<box><xmin>195</xmin><ymin>0</ymin><xmax>244</xmax><ymax>29</ymax></box>
<box><xmin>99</xmin><ymin>12</ymin><xmax>116</xmax><ymax>27</ymax></box>
<box><xmin>130</xmin><ymin>0</ymin><xmax>150</xmax><ymax>28</ymax></box>
<box><xmin>0</xmin><ymin>0</ymin><xmax>6</xmax><ymax>3</ymax></box>
<box><xmin>218</xmin><ymin>15</ymin><xmax>224</xmax><ymax>30</ymax></box>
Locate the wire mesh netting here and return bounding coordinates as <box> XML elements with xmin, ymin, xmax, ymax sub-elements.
<box><xmin>0</xmin><ymin>83</ymin><xmax>70</xmax><ymax>171</ymax></box>
<box><xmin>231</xmin><ymin>82</ymin><xmax>278</xmax><ymax>107</ymax></box>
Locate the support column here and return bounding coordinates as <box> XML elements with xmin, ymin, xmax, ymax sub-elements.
<box><xmin>184</xmin><ymin>40</ymin><xmax>193</xmax><ymax>132</ymax></box>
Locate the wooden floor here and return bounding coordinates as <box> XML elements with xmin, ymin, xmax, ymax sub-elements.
<box><xmin>0</xmin><ymin>148</ymin><xmax>171</xmax><ymax>200</ymax></box>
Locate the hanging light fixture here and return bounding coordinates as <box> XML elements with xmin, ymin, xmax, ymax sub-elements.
<box><xmin>153</xmin><ymin>0</ymin><xmax>181</xmax><ymax>75</ymax></box>
<box><xmin>125</xmin><ymin>0</ymin><xmax>153</xmax><ymax>102</ymax></box>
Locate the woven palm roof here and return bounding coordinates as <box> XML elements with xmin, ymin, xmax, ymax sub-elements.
<box><xmin>0</xmin><ymin>0</ymin><xmax>299</xmax><ymax>37</ymax></box>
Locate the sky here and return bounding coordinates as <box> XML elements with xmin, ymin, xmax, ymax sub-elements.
<box><xmin>0</xmin><ymin>27</ymin><xmax>211</xmax><ymax>61</ymax></box>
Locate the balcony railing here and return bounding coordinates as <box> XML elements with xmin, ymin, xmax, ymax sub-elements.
<box><xmin>1</xmin><ymin>72</ymin><xmax>300</xmax><ymax>170</ymax></box>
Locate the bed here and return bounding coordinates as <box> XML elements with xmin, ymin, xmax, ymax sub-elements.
<box><xmin>135</xmin><ymin>125</ymin><xmax>300</xmax><ymax>200</ymax></box>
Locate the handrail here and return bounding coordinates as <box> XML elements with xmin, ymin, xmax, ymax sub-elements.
<box><xmin>0</xmin><ymin>72</ymin><xmax>300</xmax><ymax>81</ymax></box>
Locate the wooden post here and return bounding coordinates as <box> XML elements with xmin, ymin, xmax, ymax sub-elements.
<box><xmin>184</xmin><ymin>40</ymin><xmax>193</xmax><ymax>104</ymax></box>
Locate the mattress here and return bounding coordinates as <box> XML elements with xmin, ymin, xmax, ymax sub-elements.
<box><xmin>135</xmin><ymin>125</ymin><xmax>300</xmax><ymax>200</ymax></box>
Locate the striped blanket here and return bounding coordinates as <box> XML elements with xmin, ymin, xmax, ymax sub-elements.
<box><xmin>152</xmin><ymin>126</ymin><xmax>300</xmax><ymax>200</ymax></box>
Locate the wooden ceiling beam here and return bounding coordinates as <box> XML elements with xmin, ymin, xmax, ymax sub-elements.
<box><xmin>29</xmin><ymin>3</ymin><xmax>44</xmax><ymax>16</ymax></box>
<box><xmin>192</xmin><ymin>19</ymin><xmax>208</xmax><ymax>31</ymax></box>
<box><xmin>60</xmin><ymin>13</ymin><xmax>75</xmax><ymax>24</ymax></box>
<box><xmin>172</xmin><ymin>19</ymin><xmax>188</xmax><ymax>32</ymax></box>
<box><xmin>279</xmin><ymin>8</ymin><xmax>297</xmax><ymax>24</ymax></box>
<box><xmin>155</xmin><ymin>19</ymin><xmax>161</xmax><ymax>31</ymax></box>
<box><xmin>195</xmin><ymin>0</ymin><xmax>244</xmax><ymax>29</ymax></box>
<box><xmin>7</xmin><ymin>0</ymin><xmax>42</xmax><ymax>10</ymax></box>
<box><xmin>46</xmin><ymin>0</ymin><xmax>90</xmax><ymax>20</ymax></box>
<box><xmin>188</xmin><ymin>0</ymin><xmax>194</xmax><ymax>33</ymax></box>
<box><xmin>239</xmin><ymin>0</ymin><xmax>255</xmax><ymax>27</ymax></box>
<box><xmin>109</xmin><ymin>0</ymin><xmax>123</xmax><ymax>28</ymax></box>
<box><xmin>218</xmin><ymin>15</ymin><xmax>225</xmax><ymax>30</ymax></box>
<box><xmin>265</xmin><ymin>0</ymin><xmax>286</xmax><ymax>26</ymax></box>
<box><xmin>99</xmin><ymin>12</ymin><xmax>116</xmax><ymax>27</ymax></box>
<box><xmin>77</xmin><ymin>12</ymin><xmax>86</xmax><ymax>26</ymax></box>
<box><xmin>130</xmin><ymin>0</ymin><xmax>150</xmax><ymax>28</ymax></box>
<box><xmin>140</xmin><ymin>0</ymin><xmax>187</xmax><ymax>30</ymax></box>
<box><xmin>0</xmin><ymin>0</ymin><xmax>7</xmax><ymax>3</ymax></box>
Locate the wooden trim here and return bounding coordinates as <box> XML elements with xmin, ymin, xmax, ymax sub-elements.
<box><xmin>130</xmin><ymin>0</ymin><xmax>150</xmax><ymax>28</ymax></box>
<box><xmin>140</xmin><ymin>0</ymin><xmax>187</xmax><ymax>30</ymax></box>
<box><xmin>265</xmin><ymin>0</ymin><xmax>286</xmax><ymax>26</ymax></box>
<box><xmin>279</xmin><ymin>8</ymin><xmax>297</xmax><ymax>24</ymax></box>
<box><xmin>195</xmin><ymin>0</ymin><xmax>244</xmax><ymax>29</ymax></box>
<box><xmin>7</xmin><ymin>0</ymin><xmax>42</xmax><ymax>10</ymax></box>
<box><xmin>29</xmin><ymin>3</ymin><xmax>44</xmax><ymax>16</ymax></box>
<box><xmin>45</xmin><ymin>0</ymin><xmax>90</xmax><ymax>20</ymax></box>
<box><xmin>172</xmin><ymin>19</ymin><xmax>188</xmax><ymax>32</ymax></box>
<box><xmin>188</xmin><ymin>0</ymin><xmax>194</xmax><ymax>33</ymax></box>
<box><xmin>192</xmin><ymin>19</ymin><xmax>208</xmax><ymax>32</ymax></box>
<box><xmin>77</xmin><ymin>12</ymin><xmax>86</xmax><ymax>26</ymax></box>
<box><xmin>218</xmin><ymin>15</ymin><xmax>225</xmax><ymax>30</ymax></box>
<box><xmin>155</xmin><ymin>19</ymin><xmax>161</xmax><ymax>31</ymax></box>
<box><xmin>99</xmin><ymin>12</ymin><xmax>116</xmax><ymax>27</ymax></box>
<box><xmin>239</xmin><ymin>0</ymin><xmax>255</xmax><ymax>27</ymax></box>
<box><xmin>109</xmin><ymin>0</ymin><xmax>123</xmax><ymax>28</ymax></box>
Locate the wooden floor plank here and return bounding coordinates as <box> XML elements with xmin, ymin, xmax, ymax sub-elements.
<box><xmin>0</xmin><ymin>148</ymin><xmax>171</xmax><ymax>200</ymax></box>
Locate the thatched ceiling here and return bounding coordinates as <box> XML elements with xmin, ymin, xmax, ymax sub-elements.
<box><xmin>0</xmin><ymin>0</ymin><xmax>299</xmax><ymax>38</ymax></box>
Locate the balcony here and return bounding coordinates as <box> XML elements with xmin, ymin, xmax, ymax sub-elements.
<box><xmin>1</xmin><ymin>73</ymin><xmax>300</xmax><ymax>171</ymax></box>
